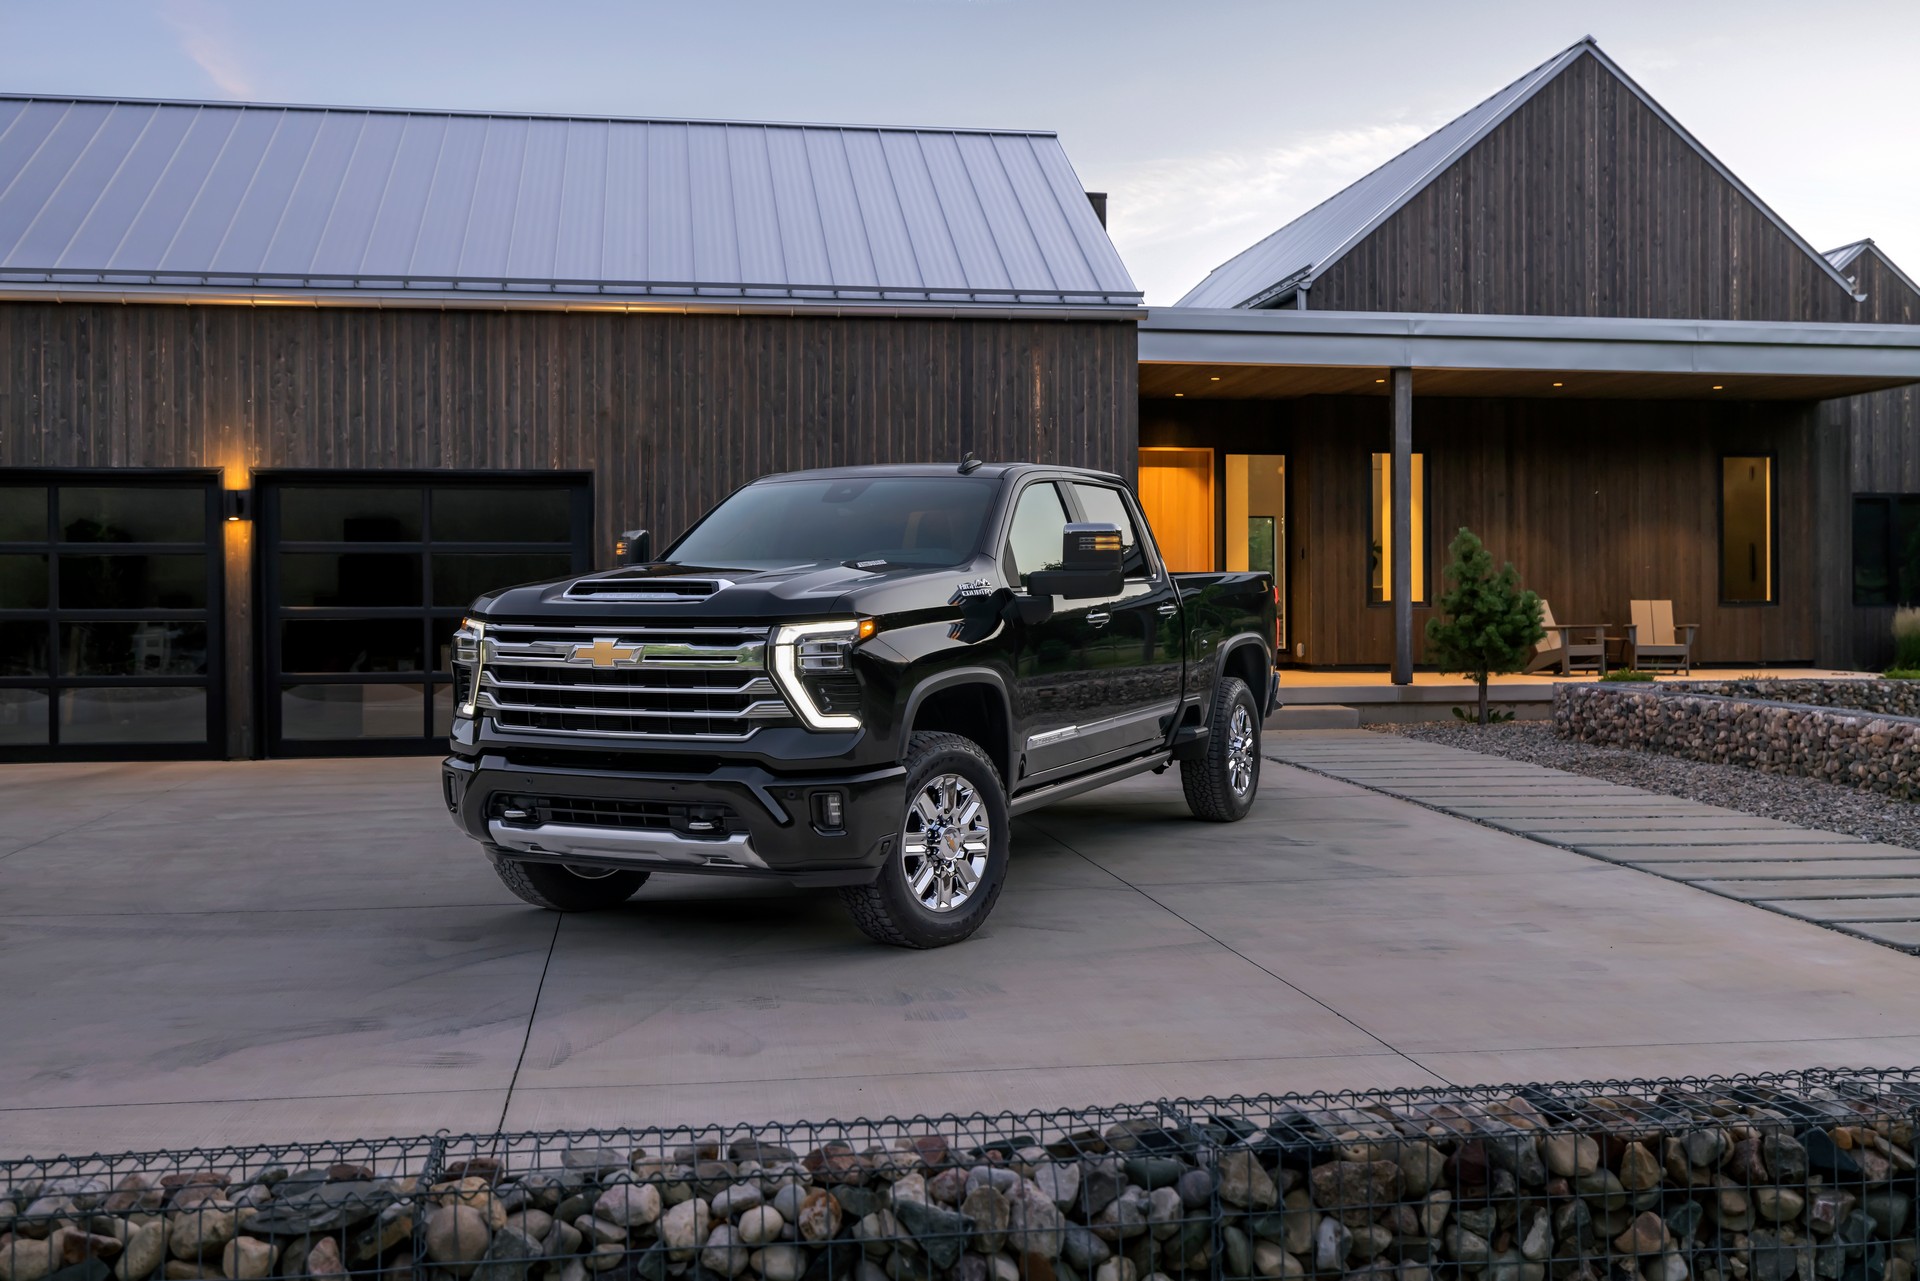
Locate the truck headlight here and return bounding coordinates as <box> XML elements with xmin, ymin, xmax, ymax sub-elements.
<box><xmin>454</xmin><ymin>618</ymin><xmax>486</xmax><ymax>717</ymax></box>
<box><xmin>770</xmin><ymin>620</ymin><xmax>865</xmax><ymax>731</ymax></box>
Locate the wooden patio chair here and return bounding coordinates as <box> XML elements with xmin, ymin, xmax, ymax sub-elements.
<box><xmin>1625</xmin><ymin>599</ymin><xmax>1698</xmax><ymax>674</ymax></box>
<box><xmin>1526</xmin><ymin>599</ymin><xmax>1609</xmax><ymax>676</ymax></box>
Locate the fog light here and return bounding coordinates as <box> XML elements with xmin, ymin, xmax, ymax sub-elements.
<box><xmin>811</xmin><ymin>791</ymin><xmax>846</xmax><ymax>833</ymax></box>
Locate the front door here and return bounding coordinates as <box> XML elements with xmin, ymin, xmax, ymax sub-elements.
<box><xmin>1000</xmin><ymin>479</ymin><xmax>1101</xmax><ymax>782</ymax></box>
<box><xmin>1226</xmin><ymin>453</ymin><xmax>1287</xmax><ymax>653</ymax></box>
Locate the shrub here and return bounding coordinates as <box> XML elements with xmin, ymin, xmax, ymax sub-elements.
<box><xmin>1425</xmin><ymin>527</ymin><xmax>1544</xmax><ymax>725</ymax></box>
<box><xmin>1894</xmin><ymin>607</ymin><xmax>1920</xmax><ymax>671</ymax></box>
<box><xmin>1602</xmin><ymin>669</ymin><xmax>1656</xmax><ymax>682</ymax></box>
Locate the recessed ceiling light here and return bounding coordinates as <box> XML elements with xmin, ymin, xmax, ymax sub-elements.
<box><xmin>1210</xmin><ymin>375</ymin><xmax>1220</xmax><ymax>381</ymax></box>
<box><xmin>1712</xmin><ymin>384</ymin><xmax>1724</xmax><ymax>390</ymax></box>
<box><xmin>1174</xmin><ymin>392</ymin><xmax>1184</xmax><ymax>397</ymax></box>
<box><xmin>1374</xmin><ymin>378</ymin><xmax>1386</xmax><ymax>384</ymax></box>
<box><xmin>1552</xmin><ymin>381</ymin><xmax>1564</xmax><ymax>387</ymax></box>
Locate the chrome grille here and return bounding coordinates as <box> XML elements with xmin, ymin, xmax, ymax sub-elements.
<box><xmin>473</xmin><ymin>623</ymin><xmax>790</xmax><ymax>740</ymax></box>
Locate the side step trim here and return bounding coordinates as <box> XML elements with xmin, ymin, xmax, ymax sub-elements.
<box><xmin>1009</xmin><ymin>751</ymin><xmax>1171</xmax><ymax>817</ymax></box>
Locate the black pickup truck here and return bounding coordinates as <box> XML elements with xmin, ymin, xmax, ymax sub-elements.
<box><xmin>442</xmin><ymin>462</ymin><xmax>1277</xmax><ymax>948</ymax></box>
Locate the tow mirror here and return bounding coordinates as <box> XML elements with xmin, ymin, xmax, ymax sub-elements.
<box><xmin>614</xmin><ymin>529</ymin><xmax>652</xmax><ymax>565</ymax></box>
<box><xmin>1026</xmin><ymin>523</ymin><xmax>1124</xmax><ymax>601</ymax></box>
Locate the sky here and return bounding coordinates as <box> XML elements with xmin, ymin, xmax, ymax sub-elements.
<box><xmin>2</xmin><ymin>0</ymin><xmax>1916</xmax><ymax>305</ymax></box>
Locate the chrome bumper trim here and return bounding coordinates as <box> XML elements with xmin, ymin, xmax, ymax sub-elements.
<box><xmin>486</xmin><ymin>819</ymin><xmax>771</xmax><ymax>870</ymax></box>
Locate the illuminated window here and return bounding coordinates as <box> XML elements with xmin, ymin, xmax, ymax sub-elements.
<box><xmin>1721</xmin><ymin>456</ymin><xmax>1774</xmax><ymax>604</ymax></box>
<box><xmin>1369</xmin><ymin>453</ymin><xmax>1427</xmax><ymax>604</ymax></box>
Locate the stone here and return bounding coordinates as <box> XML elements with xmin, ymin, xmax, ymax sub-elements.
<box><xmin>661</xmin><ymin>1201</ymin><xmax>711</xmax><ymax>1262</ymax></box>
<box><xmin>703</xmin><ymin>1225</ymin><xmax>751</xmax><ymax>1278</ymax></box>
<box><xmin>756</xmin><ymin>1246</ymin><xmax>809</xmax><ymax>1281</ymax></box>
<box><xmin>832</xmin><ymin>1188</ymin><xmax>879</xmax><ymax>1222</ymax></box>
<box><xmin>1667</xmin><ymin>1201</ymin><xmax>1706</xmax><ymax>1246</ymax></box>
<box><xmin>53</xmin><ymin>1235</ymin><xmax>120</xmax><ymax>1270</ymax></box>
<box><xmin>1615</xmin><ymin>1212</ymin><xmax>1670</xmax><ymax>1257</ymax></box>
<box><xmin>167</xmin><ymin>1210</ymin><xmax>236</xmax><ymax>1261</ymax></box>
<box><xmin>1863</xmin><ymin>1193</ymin><xmax>1911</xmax><ymax>1241</ymax></box>
<box><xmin>561</xmin><ymin>1149</ymin><xmax>628</xmax><ymax>1177</ymax></box>
<box><xmin>113</xmin><ymin>1225</ymin><xmax>168</xmax><ymax>1281</ymax></box>
<box><xmin>1090</xmin><ymin>1187</ymin><xmax>1148</xmax><ymax>1244</ymax></box>
<box><xmin>1060</xmin><ymin>1227</ymin><xmax>1109</xmax><ymax>1273</ymax></box>
<box><xmin>1093</xmin><ymin>1261</ymin><xmax>1134</xmax><ymax>1281</ymax></box>
<box><xmin>1005</xmin><ymin>1182</ymin><xmax>1066</xmax><ymax>1257</ymax></box>
<box><xmin>1756</xmin><ymin>1189</ymin><xmax>1806</xmax><ymax>1224</ymax></box>
<box><xmin>1730</xmin><ymin>1140</ymin><xmax>1771</xmax><ymax>1185</ymax></box>
<box><xmin>471</xmin><ymin>1228</ymin><xmax>543</xmax><ymax>1281</ymax></box>
<box><xmin>1143</xmin><ymin>1188</ymin><xmax>1181</xmax><ymax>1243</ymax></box>
<box><xmin>1483</xmin><ymin>1136</ymin><xmax>1547</xmax><ymax>1189</ymax></box>
<box><xmin>1762</xmin><ymin>1135</ymin><xmax>1810</xmax><ymax>1186</ymax></box>
<box><xmin>797</xmin><ymin>1191</ymin><xmax>842</xmax><ymax>1244</ymax></box>
<box><xmin>1308</xmin><ymin>1162</ymin><xmax>1401</xmax><ymax>1226</ymax></box>
<box><xmin>710</xmin><ymin>1186</ymin><xmax>765</xmax><ymax>1222</ymax></box>
<box><xmin>735</xmin><ymin>1208</ymin><xmax>783</xmax><ymax>1248</ymax></box>
<box><xmin>961</xmin><ymin>1188</ymin><xmax>1009</xmax><ymax>1255</ymax></box>
<box><xmin>1749</xmin><ymin>1232</ymin><xmax>1798</xmax><ymax>1281</ymax></box>
<box><xmin>425</xmin><ymin>1206</ymin><xmax>492</xmax><ymax>1277</ymax></box>
<box><xmin>1315</xmin><ymin>1217</ymin><xmax>1353</xmax><ymax>1271</ymax></box>
<box><xmin>1351</xmin><ymin>1225</ymin><xmax>1394</xmax><ymax>1261</ymax></box>
<box><xmin>2</xmin><ymin>1236</ymin><xmax>62</xmax><ymax>1281</ymax></box>
<box><xmin>1395</xmin><ymin>1142</ymin><xmax>1446</xmax><ymax>1197</ymax></box>
<box><xmin>300</xmin><ymin>1240</ymin><xmax>343</xmax><ymax>1281</ymax></box>
<box><xmin>1120</xmin><ymin>1160</ymin><xmax>1184</xmax><ymax>1193</ymax></box>
<box><xmin>965</xmin><ymin>1169</ymin><xmax>1020</xmax><ymax>1198</ymax></box>
<box><xmin>1619</xmin><ymin>1144</ymin><xmax>1663</xmax><ymax>1192</ymax></box>
<box><xmin>161</xmin><ymin>1265</ymin><xmax>211</xmax><ymax>1281</ymax></box>
<box><xmin>1444</xmin><ymin>1226</ymin><xmax>1491</xmax><ymax>1266</ymax></box>
<box><xmin>1077</xmin><ymin>1160</ymin><xmax>1126</xmax><ymax>1219</ymax></box>
<box><xmin>892</xmin><ymin>1198</ymin><xmax>971</xmax><ymax>1270</ymax></box>
<box><xmin>104</xmin><ymin>1182</ymin><xmax>162</xmax><ymax>1218</ymax></box>
<box><xmin>594</xmin><ymin>1184</ymin><xmax>661</xmax><ymax>1229</ymax></box>
<box><xmin>1222</xmin><ymin>1227</ymin><xmax>1251</xmax><ymax>1279</ymax></box>
<box><xmin>1420</xmin><ymin>1190</ymin><xmax>1451</xmax><ymax>1239</ymax></box>
<box><xmin>18</xmin><ymin>1201</ymin><xmax>69</xmax><ymax>1239</ymax></box>
<box><xmin>1575</xmin><ymin>1169</ymin><xmax>1628</xmax><ymax>1210</ymax></box>
<box><xmin>1252</xmin><ymin>1242</ymin><xmax>1303</xmax><ymax>1280</ymax></box>
<box><xmin>502</xmin><ymin>1210</ymin><xmax>553</xmax><ymax>1244</ymax></box>
<box><xmin>219</xmin><ymin>1240</ymin><xmax>273</xmax><ymax>1281</ymax></box>
<box><xmin>926</xmin><ymin>1171</ymin><xmax>968</xmax><ymax>1207</ymax></box>
<box><xmin>1217</xmin><ymin>1153</ymin><xmax>1277</xmax><ymax>1212</ymax></box>
<box><xmin>1032</xmin><ymin>1166</ymin><xmax>1080</xmax><ymax>1212</ymax></box>
<box><xmin>581</xmin><ymin>1243</ymin><xmax>625</xmax><ymax>1273</ymax></box>
<box><xmin>1520</xmin><ymin>1210</ymin><xmax>1552</xmax><ymax>1262</ymax></box>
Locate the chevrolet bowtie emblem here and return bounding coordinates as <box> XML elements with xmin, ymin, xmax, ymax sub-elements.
<box><xmin>570</xmin><ymin>638</ymin><xmax>640</xmax><ymax>668</ymax></box>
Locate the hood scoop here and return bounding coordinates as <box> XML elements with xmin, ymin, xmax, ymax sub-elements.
<box><xmin>564</xmin><ymin>573</ymin><xmax>731</xmax><ymax>602</ymax></box>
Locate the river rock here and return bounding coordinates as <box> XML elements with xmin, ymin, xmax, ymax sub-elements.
<box><xmin>755</xmin><ymin>1246</ymin><xmax>808</xmax><ymax>1281</ymax></box>
<box><xmin>1253</xmin><ymin>1240</ymin><xmax>1304</xmax><ymax>1279</ymax></box>
<box><xmin>926</xmin><ymin>1171</ymin><xmax>968</xmax><ymax>1207</ymax></box>
<box><xmin>702</xmin><ymin>1225</ymin><xmax>751</xmax><ymax>1278</ymax></box>
<box><xmin>2</xmin><ymin>1235</ymin><xmax>61</xmax><ymax>1281</ymax></box>
<box><xmin>471</xmin><ymin>1227</ymin><xmax>542</xmax><ymax>1281</ymax></box>
<box><xmin>425</xmin><ymin>1205</ymin><xmax>492</xmax><ymax>1277</ymax></box>
<box><xmin>1061</xmin><ymin>1227</ymin><xmax>1110</xmax><ymax>1273</ymax></box>
<box><xmin>1316</xmin><ymin>1217</ymin><xmax>1353</xmax><ymax>1270</ymax></box>
<box><xmin>660</xmin><ymin>1200</ymin><xmax>711</xmax><ymax>1261</ymax></box>
<box><xmin>1219</xmin><ymin>1152</ymin><xmax>1277</xmax><ymax>1211</ymax></box>
<box><xmin>301</xmin><ymin>1240</ymin><xmax>342</xmax><ymax>1281</ymax></box>
<box><xmin>961</xmin><ymin>1187</ymin><xmax>1009</xmax><ymax>1255</ymax></box>
<box><xmin>167</xmin><ymin>1210</ymin><xmax>235</xmax><ymax>1262</ymax></box>
<box><xmin>1091</xmin><ymin>1187</ymin><xmax>1148</xmax><ymax>1244</ymax></box>
<box><xmin>1614</xmin><ymin>1212</ymin><xmax>1669</xmax><ymax>1256</ymax></box>
<box><xmin>218</xmin><ymin>1239</ymin><xmax>274</xmax><ymax>1281</ymax></box>
<box><xmin>1619</xmin><ymin>1144</ymin><xmax>1662</xmax><ymax>1192</ymax></box>
<box><xmin>797</xmin><ymin>1191</ymin><xmax>842</xmax><ymax>1244</ymax></box>
<box><xmin>594</xmin><ymin>1183</ymin><xmax>661</xmax><ymax>1229</ymax></box>
<box><xmin>1033</xmin><ymin>1165</ymin><xmax>1081</xmax><ymax>1211</ymax></box>
<box><xmin>1005</xmin><ymin>1181</ymin><xmax>1066</xmax><ymax>1258</ymax></box>
<box><xmin>1542</xmin><ymin>1135</ymin><xmax>1600</xmax><ymax>1179</ymax></box>
<box><xmin>736</xmin><ymin>1207</ymin><xmax>784</xmax><ymax>1248</ymax></box>
<box><xmin>113</xmin><ymin>1224</ymin><xmax>168</xmax><ymax>1281</ymax></box>
<box><xmin>1756</xmin><ymin>1188</ymin><xmax>1805</xmax><ymax>1223</ymax></box>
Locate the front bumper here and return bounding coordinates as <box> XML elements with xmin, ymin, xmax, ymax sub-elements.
<box><xmin>442</xmin><ymin>753</ymin><xmax>906</xmax><ymax>887</ymax></box>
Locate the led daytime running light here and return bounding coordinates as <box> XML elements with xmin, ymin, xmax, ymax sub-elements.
<box><xmin>771</xmin><ymin>620</ymin><xmax>863</xmax><ymax>731</ymax></box>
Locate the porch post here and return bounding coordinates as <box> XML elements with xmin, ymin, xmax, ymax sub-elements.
<box><xmin>1391</xmin><ymin>368</ymin><xmax>1414</xmax><ymax>685</ymax></box>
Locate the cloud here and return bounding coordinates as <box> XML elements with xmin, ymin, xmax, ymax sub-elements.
<box><xmin>163</xmin><ymin>0</ymin><xmax>256</xmax><ymax>98</ymax></box>
<box><xmin>1104</xmin><ymin>118</ymin><xmax>1439</xmax><ymax>303</ymax></box>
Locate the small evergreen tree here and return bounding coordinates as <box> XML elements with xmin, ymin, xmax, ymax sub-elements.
<box><xmin>1424</xmin><ymin>527</ymin><xmax>1544</xmax><ymax>725</ymax></box>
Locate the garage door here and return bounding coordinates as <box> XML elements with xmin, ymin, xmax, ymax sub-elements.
<box><xmin>0</xmin><ymin>472</ymin><xmax>224</xmax><ymax>760</ymax></box>
<box><xmin>259</xmin><ymin>474</ymin><xmax>591</xmax><ymax>757</ymax></box>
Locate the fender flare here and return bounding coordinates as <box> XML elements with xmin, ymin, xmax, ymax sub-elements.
<box><xmin>898</xmin><ymin>665</ymin><xmax>1017</xmax><ymax>778</ymax></box>
<box><xmin>1213</xmin><ymin>635</ymin><xmax>1276</xmax><ymax>715</ymax></box>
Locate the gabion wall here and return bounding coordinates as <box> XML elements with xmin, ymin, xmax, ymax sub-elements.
<box><xmin>1554</xmin><ymin>684</ymin><xmax>1920</xmax><ymax>799</ymax></box>
<box><xmin>2</xmin><ymin>1074</ymin><xmax>1917</xmax><ymax>1281</ymax></box>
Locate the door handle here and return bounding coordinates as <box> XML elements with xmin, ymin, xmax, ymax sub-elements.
<box><xmin>1156</xmin><ymin>602</ymin><xmax>1178</xmax><ymax>616</ymax></box>
<box><xmin>1086</xmin><ymin>611</ymin><xmax>1111</xmax><ymax>628</ymax></box>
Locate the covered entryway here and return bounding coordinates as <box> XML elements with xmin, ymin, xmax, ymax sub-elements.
<box><xmin>256</xmin><ymin>474</ymin><xmax>592</xmax><ymax>757</ymax></box>
<box><xmin>0</xmin><ymin>471</ymin><xmax>225</xmax><ymax>759</ymax></box>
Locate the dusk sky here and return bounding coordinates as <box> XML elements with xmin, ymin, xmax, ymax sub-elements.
<box><xmin>4</xmin><ymin>0</ymin><xmax>1915</xmax><ymax>305</ymax></box>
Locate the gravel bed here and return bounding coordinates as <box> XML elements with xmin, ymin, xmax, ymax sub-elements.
<box><xmin>1370</xmin><ymin>720</ymin><xmax>1920</xmax><ymax>850</ymax></box>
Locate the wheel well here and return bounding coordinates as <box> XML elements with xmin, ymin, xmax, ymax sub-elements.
<box><xmin>909</xmin><ymin>683</ymin><xmax>1010</xmax><ymax>784</ymax></box>
<box><xmin>1223</xmin><ymin>641</ymin><xmax>1269</xmax><ymax>710</ymax></box>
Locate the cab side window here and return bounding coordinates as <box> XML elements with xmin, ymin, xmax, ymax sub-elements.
<box><xmin>1069</xmin><ymin>482</ymin><xmax>1150</xmax><ymax>578</ymax></box>
<box><xmin>1003</xmin><ymin>483</ymin><xmax>1070</xmax><ymax>590</ymax></box>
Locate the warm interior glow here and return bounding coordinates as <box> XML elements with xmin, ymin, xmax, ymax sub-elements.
<box><xmin>1371</xmin><ymin>452</ymin><xmax>1426</xmax><ymax>603</ymax></box>
<box><xmin>1721</xmin><ymin>456</ymin><xmax>1773</xmax><ymax>603</ymax></box>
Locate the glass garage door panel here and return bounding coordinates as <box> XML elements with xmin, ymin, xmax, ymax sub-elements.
<box><xmin>0</xmin><ymin>477</ymin><xmax>221</xmax><ymax>759</ymax></box>
<box><xmin>262</xmin><ymin>477</ymin><xmax>589</xmax><ymax>756</ymax></box>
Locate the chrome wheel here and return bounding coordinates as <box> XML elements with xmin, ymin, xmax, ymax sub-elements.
<box><xmin>1226</xmin><ymin>703</ymin><xmax>1257</xmax><ymax>796</ymax></box>
<box><xmin>900</xmin><ymin>772</ymin><xmax>992</xmax><ymax>913</ymax></box>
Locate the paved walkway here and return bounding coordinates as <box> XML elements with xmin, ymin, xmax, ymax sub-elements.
<box><xmin>1270</xmin><ymin>730</ymin><xmax>1920</xmax><ymax>952</ymax></box>
<box><xmin>5</xmin><ymin>754</ymin><xmax>1920</xmax><ymax>1157</ymax></box>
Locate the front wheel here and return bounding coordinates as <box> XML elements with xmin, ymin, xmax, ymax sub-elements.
<box><xmin>491</xmin><ymin>854</ymin><xmax>650</xmax><ymax>911</ymax></box>
<box><xmin>1180</xmin><ymin>675</ymin><xmax>1261</xmax><ymax>822</ymax></box>
<box><xmin>840</xmin><ymin>732</ymin><xmax>1010</xmax><ymax>949</ymax></box>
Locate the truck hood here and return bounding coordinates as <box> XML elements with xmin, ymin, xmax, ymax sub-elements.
<box><xmin>469</xmin><ymin>557</ymin><xmax>994</xmax><ymax>624</ymax></box>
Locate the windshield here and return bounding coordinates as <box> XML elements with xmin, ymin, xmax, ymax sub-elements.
<box><xmin>667</xmin><ymin>477</ymin><xmax>997</xmax><ymax>570</ymax></box>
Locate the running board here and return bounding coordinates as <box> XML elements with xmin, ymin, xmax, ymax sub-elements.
<box><xmin>1009</xmin><ymin>751</ymin><xmax>1171</xmax><ymax>816</ymax></box>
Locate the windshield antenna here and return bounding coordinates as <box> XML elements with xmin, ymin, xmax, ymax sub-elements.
<box><xmin>958</xmin><ymin>453</ymin><xmax>983</xmax><ymax>474</ymax></box>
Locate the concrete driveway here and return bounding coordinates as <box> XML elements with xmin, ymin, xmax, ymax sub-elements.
<box><xmin>3</xmin><ymin>747</ymin><xmax>1919</xmax><ymax>1156</ymax></box>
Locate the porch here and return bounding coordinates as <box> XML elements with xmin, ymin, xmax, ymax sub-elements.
<box><xmin>1137</xmin><ymin>308</ymin><xmax>1920</xmax><ymax>676</ymax></box>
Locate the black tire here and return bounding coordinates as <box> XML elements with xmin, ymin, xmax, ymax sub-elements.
<box><xmin>491</xmin><ymin>854</ymin><xmax>650</xmax><ymax>912</ymax></box>
<box><xmin>839</xmin><ymin>731</ymin><xmax>1010</xmax><ymax>949</ymax></box>
<box><xmin>1180</xmin><ymin>675</ymin><xmax>1261</xmax><ymax>822</ymax></box>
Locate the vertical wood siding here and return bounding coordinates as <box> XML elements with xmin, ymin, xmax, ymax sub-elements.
<box><xmin>1307</xmin><ymin>53</ymin><xmax>1859</xmax><ymax>323</ymax></box>
<box><xmin>0</xmin><ymin>303</ymin><xmax>1139</xmax><ymax>551</ymax></box>
<box><xmin>1144</xmin><ymin>395</ymin><xmax>1820</xmax><ymax>667</ymax></box>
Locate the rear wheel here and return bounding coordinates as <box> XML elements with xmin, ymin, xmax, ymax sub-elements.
<box><xmin>491</xmin><ymin>855</ymin><xmax>650</xmax><ymax>911</ymax></box>
<box><xmin>840</xmin><ymin>732</ymin><xmax>1010</xmax><ymax>948</ymax></box>
<box><xmin>1181</xmin><ymin>675</ymin><xmax>1261</xmax><ymax>822</ymax></box>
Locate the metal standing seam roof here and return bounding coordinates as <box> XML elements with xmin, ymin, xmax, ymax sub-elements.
<box><xmin>0</xmin><ymin>95</ymin><xmax>1139</xmax><ymax>308</ymax></box>
<box><xmin>1827</xmin><ymin>238</ymin><xmax>1920</xmax><ymax>303</ymax></box>
<box><xmin>1175</xmin><ymin>36</ymin><xmax>1863</xmax><ymax>310</ymax></box>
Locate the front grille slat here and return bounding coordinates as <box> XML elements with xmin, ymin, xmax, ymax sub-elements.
<box><xmin>491</xmin><ymin>793</ymin><xmax>745</xmax><ymax>837</ymax></box>
<box><xmin>476</xmin><ymin>624</ymin><xmax>792</xmax><ymax>740</ymax></box>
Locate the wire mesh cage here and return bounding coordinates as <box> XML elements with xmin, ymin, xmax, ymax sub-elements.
<box><xmin>0</xmin><ymin>1073</ymin><xmax>1913</xmax><ymax>1281</ymax></box>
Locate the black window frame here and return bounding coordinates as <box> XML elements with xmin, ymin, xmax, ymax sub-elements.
<box><xmin>1718</xmin><ymin>452</ymin><xmax>1779</xmax><ymax>607</ymax></box>
<box><xmin>0</xmin><ymin>468</ymin><xmax>225</xmax><ymax>762</ymax></box>
<box><xmin>256</xmin><ymin>470</ymin><xmax>593</xmax><ymax>759</ymax></box>
<box><xmin>1851</xmin><ymin>492</ymin><xmax>1920</xmax><ymax>608</ymax></box>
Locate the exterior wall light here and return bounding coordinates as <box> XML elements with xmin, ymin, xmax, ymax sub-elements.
<box><xmin>222</xmin><ymin>488</ymin><xmax>253</xmax><ymax>522</ymax></box>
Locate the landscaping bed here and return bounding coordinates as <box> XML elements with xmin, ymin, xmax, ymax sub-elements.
<box><xmin>1369</xmin><ymin>720</ymin><xmax>1920</xmax><ymax>850</ymax></box>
